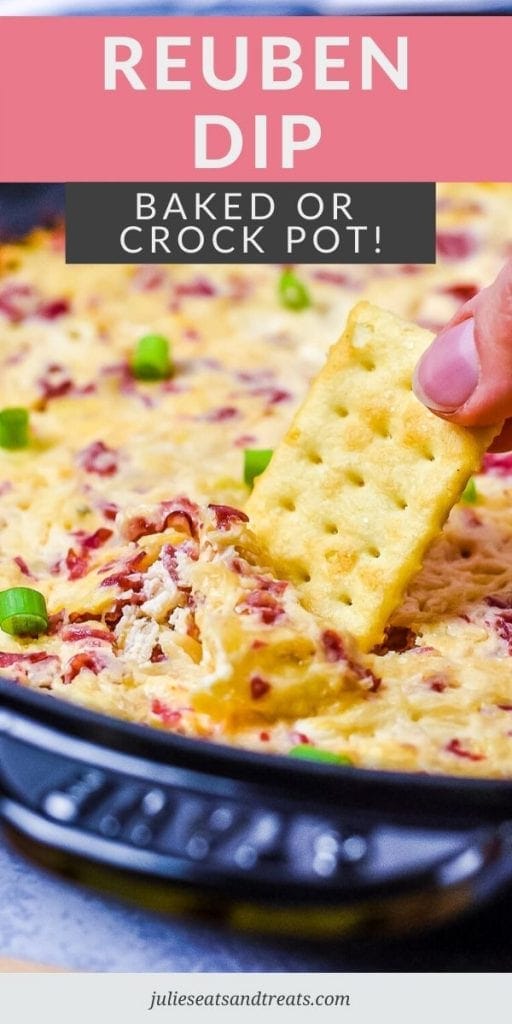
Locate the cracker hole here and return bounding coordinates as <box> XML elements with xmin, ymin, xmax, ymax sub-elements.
<box><xmin>338</xmin><ymin>594</ymin><xmax>353</xmax><ymax>606</ymax></box>
<box><xmin>346</xmin><ymin>470</ymin><xmax>365</xmax><ymax>487</ymax></box>
<box><xmin>325</xmin><ymin>523</ymin><xmax>339</xmax><ymax>535</ymax></box>
<box><xmin>360</xmin><ymin>358</ymin><xmax>376</xmax><ymax>371</ymax></box>
<box><xmin>460</xmin><ymin>546</ymin><xmax>473</xmax><ymax>559</ymax></box>
<box><xmin>334</xmin><ymin>405</ymin><xmax>349</xmax><ymax>418</ymax></box>
<box><xmin>367</xmin><ymin>546</ymin><xmax>381</xmax><ymax>558</ymax></box>
<box><xmin>280</xmin><ymin>497</ymin><xmax>296</xmax><ymax>512</ymax></box>
<box><xmin>373</xmin><ymin>415</ymin><xmax>391</xmax><ymax>438</ymax></box>
<box><xmin>306</xmin><ymin>450</ymin><xmax>323</xmax><ymax>465</ymax></box>
<box><xmin>298</xmin><ymin>571</ymin><xmax>311</xmax><ymax>583</ymax></box>
<box><xmin>396</xmin><ymin>498</ymin><xmax>409</xmax><ymax>511</ymax></box>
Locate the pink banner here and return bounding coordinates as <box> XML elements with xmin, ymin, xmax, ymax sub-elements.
<box><xmin>0</xmin><ymin>16</ymin><xmax>509</xmax><ymax>182</ymax></box>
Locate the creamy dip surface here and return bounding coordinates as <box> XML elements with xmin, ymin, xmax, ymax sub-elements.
<box><xmin>1</xmin><ymin>183</ymin><xmax>512</xmax><ymax>778</ymax></box>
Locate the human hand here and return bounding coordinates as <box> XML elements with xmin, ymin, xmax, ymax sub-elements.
<box><xmin>413</xmin><ymin>258</ymin><xmax>512</xmax><ymax>451</ymax></box>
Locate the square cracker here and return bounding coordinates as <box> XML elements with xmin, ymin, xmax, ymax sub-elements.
<box><xmin>246</xmin><ymin>302</ymin><xmax>497</xmax><ymax>652</ymax></box>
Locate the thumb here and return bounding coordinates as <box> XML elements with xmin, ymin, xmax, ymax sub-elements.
<box><xmin>413</xmin><ymin>259</ymin><xmax>512</xmax><ymax>428</ymax></box>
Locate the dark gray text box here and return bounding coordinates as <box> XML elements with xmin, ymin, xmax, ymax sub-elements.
<box><xmin>66</xmin><ymin>183</ymin><xmax>436</xmax><ymax>265</ymax></box>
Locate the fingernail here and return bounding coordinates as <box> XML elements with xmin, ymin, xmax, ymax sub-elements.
<box><xmin>413</xmin><ymin>317</ymin><xmax>479</xmax><ymax>412</ymax></box>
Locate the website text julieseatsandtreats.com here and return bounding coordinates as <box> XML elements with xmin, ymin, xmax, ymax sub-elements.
<box><xmin>147</xmin><ymin>989</ymin><xmax>351</xmax><ymax>1010</ymax></box>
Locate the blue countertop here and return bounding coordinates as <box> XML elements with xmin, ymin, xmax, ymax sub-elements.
<box><xmin>1</xmin><ymin>828</ymin><xmax>512</xmax><ymax>971</ymax></box>
<box><xmin>2</xmin><ymin>3</ymin><xmax>512</xmax><ymax>18</ymax></box>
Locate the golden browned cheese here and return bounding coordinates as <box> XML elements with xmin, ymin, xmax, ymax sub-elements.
<box><xmin>1</xmin><ymin>184</ymin><xmax>512</xmax><ymax>778</ymax></box>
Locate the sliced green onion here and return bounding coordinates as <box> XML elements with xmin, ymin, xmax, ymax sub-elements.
<box><xmin>461</xmin><ymin>477</ymin><xmax>478</xmax><ymax>505</ymax></box>
<box><xmin>244</xmin><ymin>448</ymin><xmax>273</xmax><ymax>487</ymax></box>
<box><xmin>289</xmin><ymin>745</ymin><xmax>353</xmax><ymax>766</ymax></box>
<box><xmin>278</xmin><ymin>269</ymin><xmax>311</xmax><ymax>311</ymax></box>
<box><xmin>132</xmin><ymin>334</ymin><xmax>172</xmax><ymax>380</ymax></box>
<box><xmin>0</xmin><ymin>408</ymin><xmax>29</xmax><ymax>450</ymax></box>
<box><xmin>0</xmin><ymin>587</ymin><xmax>48</xmax><ymax>637</ymax></box>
